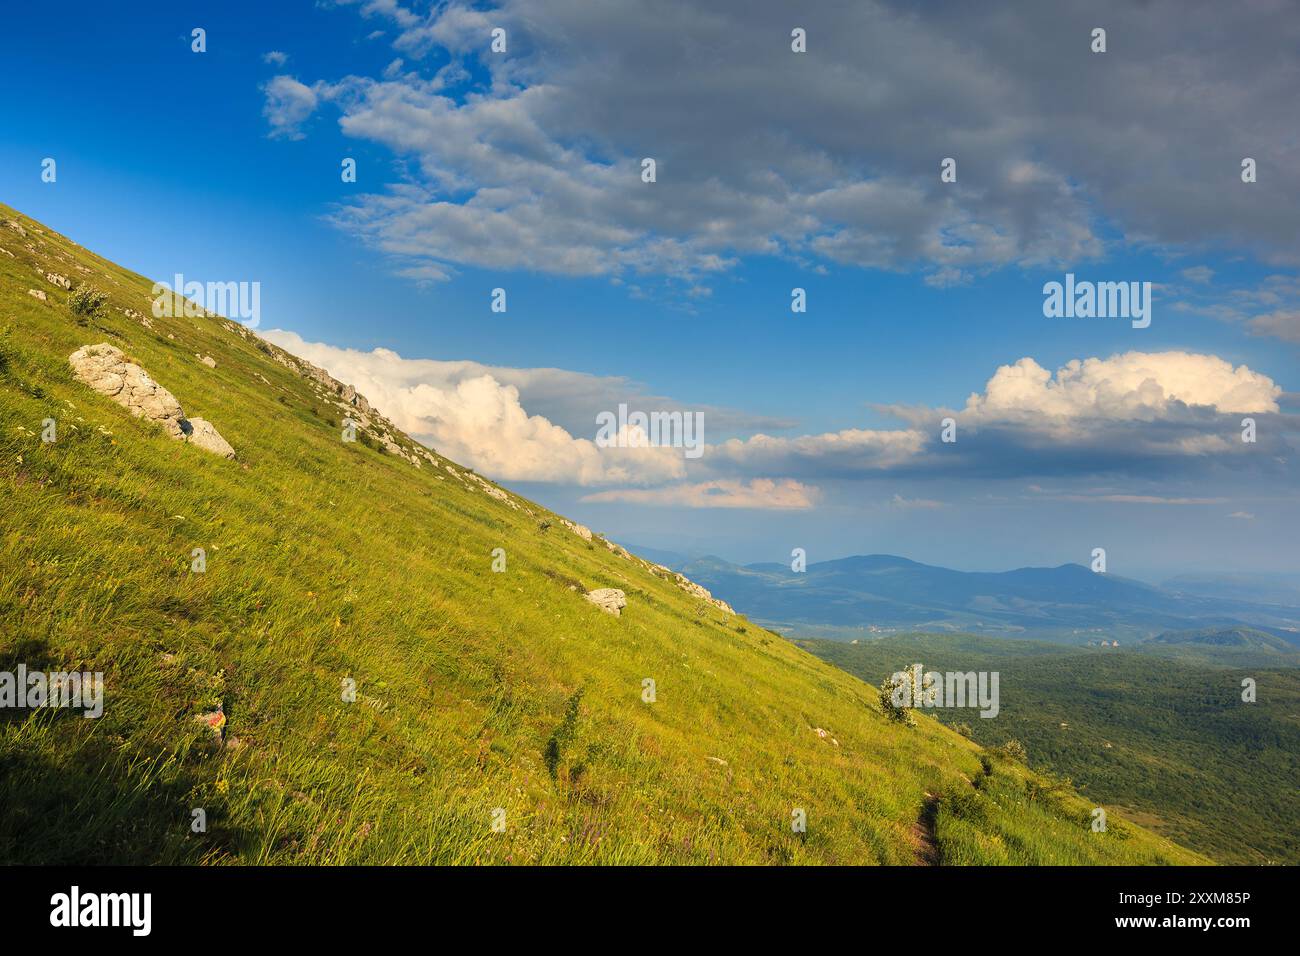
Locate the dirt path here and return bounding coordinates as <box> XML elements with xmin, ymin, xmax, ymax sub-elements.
<box><xmin>909</xmin><ymin>792</ymin><xmax>940</xmax><ymax>865</ymax></box>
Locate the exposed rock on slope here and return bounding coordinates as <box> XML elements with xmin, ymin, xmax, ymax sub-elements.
<box><xmin>68</xmin><ymin>343</ymin><xmax>235</xmax><ymax>458</ymax></box>
<box><xmin>182</xmin><ymin>417</ymin><xmax>236</xmax><ymax>458</ymax></box>
<box><xmin>584</xmin><ymin>588</ymin><xmax>627</xmax><ymax>616</ymax></box>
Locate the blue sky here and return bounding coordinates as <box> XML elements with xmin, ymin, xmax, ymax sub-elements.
<box><xmin>3</xmin><ymin>0</ymin><xmax>1297</xmax><ymax>580</ymax></box>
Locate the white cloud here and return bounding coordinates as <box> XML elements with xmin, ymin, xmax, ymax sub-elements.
<box><xmin>261</xmin><ymin>330</ymin><xmax>687</xmax><ymax>485</ymax></box>
<box><xmin>890</xmin><ymin>494</ymin><xmax>945</xmax><ymax>509</ymax></box>
<box><xmin>710</xmin><ymin>427</ymin><xmax>926</xmax><ymax>477</ymax></box>
<box><xmin>960</xmin><ymin>352</ymin><xmax>1281</xmax><ymax>425</ymax></box>
<box><xmin>582</xmin><ymin>478</ymin><xmax>818</xmax><ymax>510</ymax></box>
<box><xmin>262</xmin><ymin>50</ymin><xmax>290</xmax><ymax>66</ymax></box>
<box><xmin>262</xmin><ymin>76</ymin><xmax>321</xmax><ymax>140</ymax></box>
<box><xmin>261</xmin><ymin>332</ymin><xmax>1293</xmax><ymax>491</ymax></box>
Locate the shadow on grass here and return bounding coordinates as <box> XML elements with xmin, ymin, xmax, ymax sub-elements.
<box><xmin>0</xmin><ymin>728</ymin><xmax>251</xmax><ymax>864</ymax></box>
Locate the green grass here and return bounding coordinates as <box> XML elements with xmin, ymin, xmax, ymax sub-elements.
<box><xmin>0</xmin><ymin>203</ymin><xmax>1207</xmax><ymax>865</ymax></box>
<box><xmin>803</xmin><ymin>632</ymin><xmax>1299</xmax><ymax>864</ymax></box>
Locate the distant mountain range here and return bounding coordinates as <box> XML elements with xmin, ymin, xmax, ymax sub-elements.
<box><xmin>626</xmin><ymin>549</ymin><xmax>1300</xmax><ymax>646</ymax></box>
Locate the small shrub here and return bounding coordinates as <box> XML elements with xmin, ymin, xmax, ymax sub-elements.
<box><xmin>69</xmin><ymin>285</ymin><xmax>108</xmax><ymax>321</ymax></box>
<box><xmin>942</xmin><ymin>787</ymin><xmax>989</xmax><ymax>824</ymax></box>
<box><xmin>878</xmin><ymin>672</ymin><xmax>916</xmax><ymax>726</ymax></box>
<box><xmin>994</xmin><ymin>739</ymin><xmax>1027</xmax><ymax>762</ymax></box>
<box><xmin>952</xmin><ymin>721</ymin><xmax>974</xmax><ymax>738</ymax></box>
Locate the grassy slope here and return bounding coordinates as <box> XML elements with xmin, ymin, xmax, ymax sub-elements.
<box><xmin>0</xmin><ymin>203</ymin><xmax>1205</xmax><ymax>865</ymax></box>
<box><xmin>804</xmin><ymin>633</ymin><xmax>1300</xmax><ymax>864</ymax></box>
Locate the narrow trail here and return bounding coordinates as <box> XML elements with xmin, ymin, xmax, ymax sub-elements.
<box><xmin>910</xmin><ymin>792</ymin><xmax>940</xmax><ymax>866</ymax></box>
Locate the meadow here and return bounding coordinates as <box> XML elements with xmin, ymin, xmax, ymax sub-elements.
<box><xmin>0</xmin><ymin>203</ymin><xmax>1206</xmax><ymax>865</ymax></box>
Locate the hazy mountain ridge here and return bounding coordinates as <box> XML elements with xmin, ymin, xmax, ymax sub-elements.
<box><xmin>669</xmin><ymin>552</ymin><xmax>1300</xmax><ymax>645</ymax></box>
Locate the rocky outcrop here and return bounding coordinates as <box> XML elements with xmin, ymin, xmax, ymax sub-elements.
<box><xmin>559</xmin><ymin>518</ymin><xmax>592</xmax><ymax>541</ymax></box>
<box><xmin>44</xmin><ymin>272</ymin><xmax>72</xmax><ymax>290</ymax></box>
<box><xmin>673</xmin><ymin>573</ymin><xmax>735</xmax><ymax>615</ymax></box>
<box><xmin>27</xmin><ymin>289</ymin><xmax>46</xmax><ymax>302</ymax></box>
<box><xmin>242</xmin><ymin>326</ymin><xmax>429</xmax><ymax>468</ymax></box>
<box><xmin>584</xmin><ymin>588</ymin><xmax>627</xmax><ymax>617</ymax></box>
<box><xmin>68</xmin><ymin>343</ymin><xmax>234</xmax><ymax>458</ymax></box>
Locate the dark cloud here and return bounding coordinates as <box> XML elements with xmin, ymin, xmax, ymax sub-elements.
<box><xmin>276</xmin><ymin>0</ymin><xmax>1300</xmax><ymax>285</ymax></box>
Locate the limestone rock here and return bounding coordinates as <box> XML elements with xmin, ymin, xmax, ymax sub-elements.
<box><xmin>69</xmin><ymin>344</ymin><xmax>185</xmax><ymax>437</ymax></box>
<box><xmin>197</xmin><ymin>354</ymin><xmax>216</xmax><ymax>368</ymax></box>
<box><xmin>44</xmin><ymin>272</ymin><xmax>72</xmax><ymax>290</ymax></box>
<box><xmin>68</xmin><ymin>343</ymin><xmax>234</xmax><ymax>457</ymax></box>
<box><xmin>27</xmin><ymin>289</ymin><xmax>47</xmax><ymax>302</ymax></box>
<box><xmin>560</xmin><ymin>518</ymin><xmax>592</xmax><ymax>541</ymax></box>
<box><xmin>584</xmin><ymin>588</ymin><xmax>627</xmax><ymax>617</ymax></box>
<box><xmin>182</xmin><ymin>418</ymin><xmax>235</xmax><ymax>459</ymax></box>
<box><xmin>673</xmin><ymin>572</ymin><xmax>735</xmax><ymax>615</ymax></box>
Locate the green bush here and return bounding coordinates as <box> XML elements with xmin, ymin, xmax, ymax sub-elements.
<box><xmin>68</xmin><ymin>285</ymin><xmax>108</xmax><ymax>321</ymax></box>
<box><xmin>878</xmin><ymin>671</ymin><xmax>916</xmax><ymax>726</ymax></box>
<box><xmin>995</xmin><ymin>739</ymin><xmax>1028</xmax><ymax>762</ymax></box>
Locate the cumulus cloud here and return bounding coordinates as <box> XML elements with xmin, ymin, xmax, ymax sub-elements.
<box><xmin>709</xmin><ymin>352</ymin><xmax>1290</xmax><ymax>482</ymax></box>
<box><xmin>266</xmin><ymin>0</ymin><xmax>1300</xmax><ymax>287</ymax></box>
<box><xmin>260</xmin><ymin>330</ymin><xmax>788</xmax><ymax>485</ymax></box>
<box><xmin>959</xmin><ymin>352</ymin><xmax>1281</xmax><ymax>425</ymax></box>
<box><xmin>260</xmin><ymin>332</ymin><xmax>1294</xmax><ymax>491</ymax></box>
<box><xmin>582</xmin><ymin>479</ymin><xmax>818</xmax><ymax>510</ymax></box>
<box><xmin>262</xmin><ymin>50</ymin><xmax>289</xmax><ymax>66</ymax></box>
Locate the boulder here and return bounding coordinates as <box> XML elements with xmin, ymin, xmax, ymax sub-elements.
<box><xmin>44</xmin><ymin>272</ymin><xmax>72</xmax><ymax>290</ymax></box>
<box><xmin>584</xmin><ymin>588</ymin><xmax>627</xmax><ymax>617</ymax></box>
<box><xmin>69</xmin><ymin>344</ymin><xmax>186</xmax><ymax>437</ymax></box>
<box><xmin>197</xmin><ymin>354</ymin><xmax>216</xmax><ymax>368</ymax></box>
<box><xmin>182</xmin><ymin>418</ymin><xmax>236</xmax><ymax>459</ymax></box>
<box><xmin>27</xmin><ymin>289</ymin><xmax>47</xmax><ymax>302</ymax></box>
<box><xmin>68</xmin><ymin>343</ymin><xmax>234</xmax><ymax>457</ymax></box>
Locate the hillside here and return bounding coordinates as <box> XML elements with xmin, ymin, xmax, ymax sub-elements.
<box><xmin>0</xmin><ymin>202</ymin><xmax>1206</xmax><ymax>865</ymax></box>
<box><xmin>803</xmin><ymin>633</ymin><xmax>1300</xmax><ymax>864</ymax></box>
<box><xmin>676</xmin><ymin>552</ymin><xmax>1300</xmax><ymax>642</ymax></box>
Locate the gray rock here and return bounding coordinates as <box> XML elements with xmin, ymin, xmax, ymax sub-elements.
<box><xmin>560</xmin><ymin>518</ymin><xmax>593</xmax><ymax>541</ymax></box>
<box><xmin>27</xmin><ymin>289</ymin><xmax>47</xmax><ymax>302</ymax></box>
<box><xmin>182</xmin><ymin>418</ymin><xmax>236</xmax><ymax>459</ymax></box>
<box><xmin>584</xmin><ymin>588</ymin><xmax>627</xmax><ymax>617</ymax></box>
<box><xmin>68</xmin><ymin>343</ymin><xmax>234</xmax><ymax>457</ymax></box>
